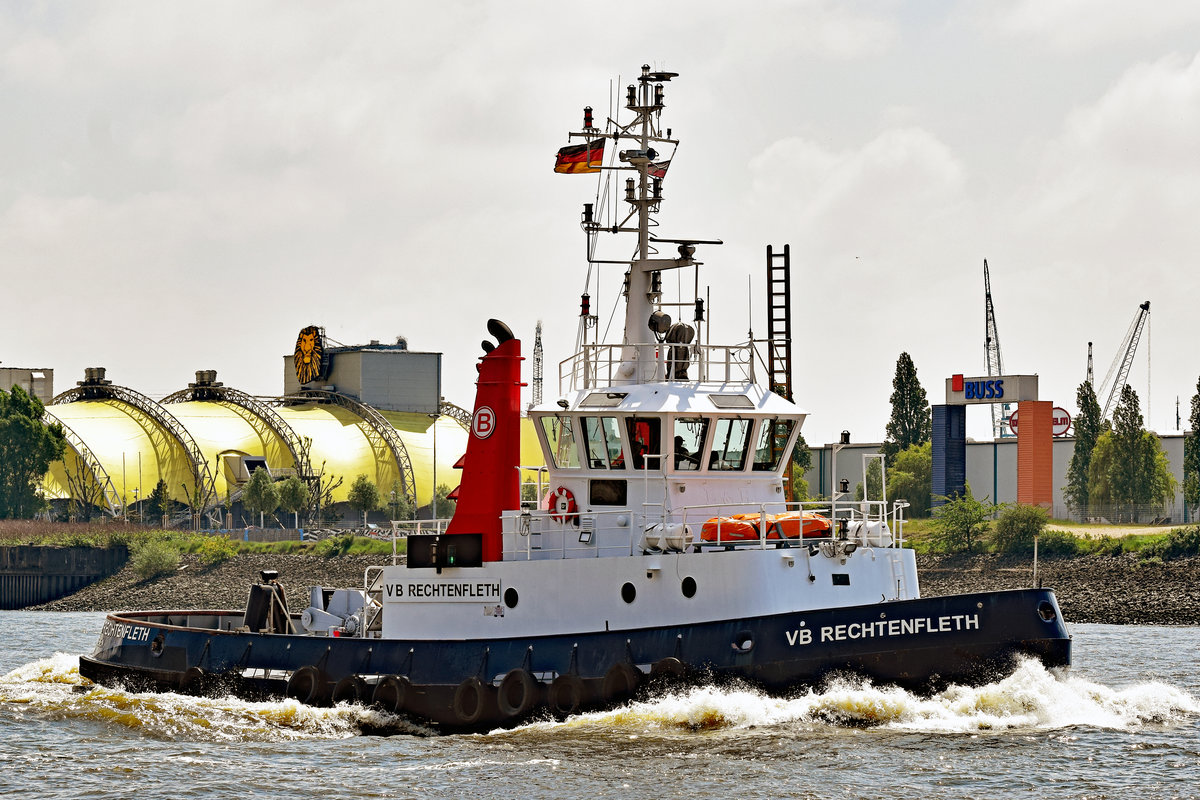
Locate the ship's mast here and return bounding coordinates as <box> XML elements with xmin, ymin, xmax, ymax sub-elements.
<box><xmin>568</xmin><ymin>65</ymin><xmax>719</xmax><ymax>386</ymax></box>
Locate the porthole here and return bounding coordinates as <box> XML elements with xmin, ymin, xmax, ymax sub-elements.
<box><xmin>621</xmin><ymin>582</ymin><xmax>636</xmax><ymax>604</ymax></box>
<box><xmin>681</xmin><ymin>577</ymin><xmax>697</xmax><ymax>598</ymax></box>
<box><xmin>504</xmin><ymin>588</ymin><xmax>519</xmax><ymax>609</ymax></box>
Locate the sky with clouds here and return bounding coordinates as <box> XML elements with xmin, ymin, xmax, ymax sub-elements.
<box><xmin>3</xmin><ymin>1</ymin><xmax>1199</xmax><ymax>446</ymax></box>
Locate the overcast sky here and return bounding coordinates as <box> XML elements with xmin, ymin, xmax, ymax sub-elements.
<box><xmin>3</xmin><ymin>1</ymin><xmax>1200</xmax><ymax>446</ymax></box>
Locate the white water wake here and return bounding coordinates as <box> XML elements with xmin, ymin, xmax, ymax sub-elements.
<box><xmin>522</xmin><ymin>658</ymin><xmax>1200</xmax><ymax>736</ymax></box>
<box><xmin>0</xmin><ymin>653</ymin><xmax>426</xmax><ymax>741</ymax></box>
<box><xmin>4</xmin><ymin>654</ymin><xmax>1196</xmax><ymax>741</ymax></box>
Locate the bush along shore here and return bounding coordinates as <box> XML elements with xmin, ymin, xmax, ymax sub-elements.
<box><xmin>26</xmin><ymin>548</ymin><xmax>1200</xmax><ymax>625</ymax></box>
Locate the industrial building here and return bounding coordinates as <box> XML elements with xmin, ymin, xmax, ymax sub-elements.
<box><xmin>807</xmin><ymin>433</ymin><xmax>1189</xmax><ymax>524</ymax></box>
<box><xmin>19</xmin><ymin>326</ymin><xmax>544</xmax><ymax>526</ymax></box>
<box><xmin>0</xmin><ymin>367</ymin><xmax>54</xmax><ymax>405</ymax></box>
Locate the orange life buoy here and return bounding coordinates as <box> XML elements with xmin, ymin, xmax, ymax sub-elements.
<box><xmin>550</xmin><ymin>486</ymin><xmax>578</xmax><ymax>524</ymax></box>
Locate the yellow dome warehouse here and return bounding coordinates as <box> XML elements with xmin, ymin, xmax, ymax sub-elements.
<box><xmin>37</xmin><ymin>327</ymin><xmax>544</xmax><ymax>526</ymax></box>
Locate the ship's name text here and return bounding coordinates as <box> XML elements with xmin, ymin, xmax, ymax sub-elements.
<box><xmin>785</xmin><ymin>614</ymin><xmax>980</xmax><ymax>646</ymax></box>
<box><xmin>100</xmin><ymin>621</ymin><xmax>151</xmax><ymax>642</ymax></box>
<box><xmin>384</xmin><ymin>581</ymin><xmax>502</xmax><ymax>602</ymax></box>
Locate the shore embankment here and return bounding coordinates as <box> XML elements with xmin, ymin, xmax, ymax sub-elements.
<box><xmin>30</xmin><ymin>550</ymin><xmax>1200</xmax><ymax>625</ymax></box>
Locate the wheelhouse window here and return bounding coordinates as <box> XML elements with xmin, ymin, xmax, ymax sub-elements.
<box><xmin>752</xmin><ymin>418</ymin><xmax>796</xmax><ymax>471</ymax></box>
<box><xmin>540</xmin><ymin>416</ymin><xmax>580</xmax><ymax>469</ymax></box>
<box><xmin>708</xmin><ymin>418</ymin><xmax>752</xmax><ymax>471</ymax></box>
<box><xmin>625</xmin><ymin>417</ymin><xmax>662</xmax><ymax>470</ymax></box>
<box><xmin>672</xmin><ymin>418</ymin><xmax>708</xmax><ymax>471</ymax></box>
<box><xmin>583</xmin><ymin>416</ymin><xmax>625</xmax><ymax>470</ymax></box>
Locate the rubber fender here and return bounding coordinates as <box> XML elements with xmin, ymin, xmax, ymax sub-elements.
<box><xmin>649</xmin><ymin>657</ymin><xmax>687</xmax><ymax>681</ymax></box>
<box><xmin>549</xmin><ymin>674</ymin><xmax>584</xmax><ymax>716</ymax></box>
<box><xmin>497</xmin><ymin>668</ymin><xmax>539</xmax><ymax>718</ymax></box>
<box><xmin>332</xmin><ymin>675</ymin><xmax>368</xmax><ymax>705</ymax></box>
<box><xmin>371</xmin><ymin>674</ymin><xmax>411</xmax><ymax>714</ymax></box>
<box><xmin>451</xmin><ymin>676</ymin><xmax>487</xmax><ymax>726</ymax></box>
<box><xmin>601</xmin><ymin>662</ymin><xmax>642</xmax><ymax>704</ymax></box>
<box><xmin>180</xmin><ymin>666</ymin><xmax>207</xmax><ymax>695</ymax></box>
<box><xmin>286</xmin><ymin>665</ymin><xmax>330</xmax><ymax>706</ymax></box>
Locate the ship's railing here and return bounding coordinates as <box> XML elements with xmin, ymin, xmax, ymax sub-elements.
<box><xmin>500</xmin><ymin>495</ymin><xmax>908</xmax><ymax>560</ymax></box>
<box><xmin>558</xmin><ymin>341</ymin><xmax>755</xmax><ymax>393</ymax></box>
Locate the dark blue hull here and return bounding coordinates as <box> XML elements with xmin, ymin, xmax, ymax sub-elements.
<box><xmin>80</xmin><ymin>588</ymin><xmax>1070</xmax><ymax>732</ymax></box>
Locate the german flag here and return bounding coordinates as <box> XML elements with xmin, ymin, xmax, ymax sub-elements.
<box><xmin>554</xmin><ymin>139</ymin><xmax>604</xmax><ymax>174</ymax></box>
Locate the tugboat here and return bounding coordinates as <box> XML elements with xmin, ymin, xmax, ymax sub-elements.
<box><xmin>80</xmin><ymin>65</ymin><xmax>1070</xmax><ymax>732</ymax></box>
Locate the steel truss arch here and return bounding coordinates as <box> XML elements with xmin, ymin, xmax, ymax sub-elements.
<box><xmin>42</xmin><ymin>410</ymin><xmax>122</xmax><ymax>517</ymax></box>
<box><xmin>52</xmin><ymin>384</ymin><xmax>219</xmax><ymax>516</ymax></box>
<box><xmin>162</xmin><ymin>385</ymin><xmax>314</xmax><ymax>479</ymax></box>
<box><xmin>276</xmin><ymin>390</ymin><xmax>417</xmax><ymax>509</ymax></box>
<box><xmin>439</xmin><ymin>400</ymin><xmax>472</xmax><ymax>432</ymax></box>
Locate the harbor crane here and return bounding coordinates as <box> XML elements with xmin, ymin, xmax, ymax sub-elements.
<box><xmin>1096</xmin><ymin>300</ymin><xmax>1151</xmax><ymax>421</ymax></box>
<box><xmin>983</xmin><ymin>259</ymin><xmax>1012</xmax><ymax>438</ymax></box>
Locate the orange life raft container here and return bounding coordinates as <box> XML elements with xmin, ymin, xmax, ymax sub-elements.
<box><xmin>700</xmin><ymin>511</ymin><xmax>832</xmax><ymax>542</ymax></box>
<box><xmin>767</xmin><ymin>511</ymin><xmax>832</xmax><ymax>539</ymax></box>
<box><xmin>699</xmin><ymin>516</ymin><xmax>761</xmax><ymax>542</ymax></box>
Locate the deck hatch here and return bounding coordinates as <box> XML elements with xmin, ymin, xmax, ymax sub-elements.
<box><xmin>581</xmin><ymin>392</ymin><xmax>627</xmax><ymax>407</ymax></box>
<box><xmin>709</xmin><ymin>394</ymin><xmax>754</xmax><ymax>409</ymax></box>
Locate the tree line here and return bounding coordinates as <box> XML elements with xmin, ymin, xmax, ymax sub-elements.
<box><xmin>1064</xmin><ymin>381</ymin><xmax>1177</xmax><ymax>521</ymax></box>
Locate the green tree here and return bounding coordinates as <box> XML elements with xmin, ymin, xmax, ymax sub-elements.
<box><xmin>1088</xmin><ymin>392</ymin><xmax>1176</xmax><ymax>522</ymax></box>
<box><xmin>387</xmin><ymin>478</ymin><xmax>414</xmax><ymax>520</ymax></box>
<box><xmin>243</xmin><ymin>467</ymin><xmax>279</xmax><ymax>527</ymax></box>
<box><xmin>929</xmin><ymin>487</ymin><xmax>998</xmax><ymax>553</ymax></box>
<box><xmin>278</xmin><ymin>474</ymin><xmax>310</xmax><ymax>529</ymax></box>
<box><xmin>146</xmin><ymin>477</ymin><xmax>171</xmax><ymax>525</ymax></box>
<box><xmin>434</xmin><ymin>483</ymin><xmax>456</xmax><ymax>519</ymax></box>
<box><xmin>1145</xmin><ymin>432</ymin><xmax>1178</xmax><ymax>510</ymax></box>
<box><xmin>887</xmin><ymin>441</ymin><xmax>932</xmax><ymax>517</ymax></box>
<box><xmin>1065</xmin><ymin>381</ymin><xmax>1103</xmax><ymax>515</ymax></box>
<box><xmin>129</xmin><ymin>539</ymin><xmax>179</xmax><ymax>580</ymax></box>
<box><xmin>1185</xmin><ymin>377</ymin><xmax>1200</xmax><ymax>515</ymax></box>
<box><xmin>348</xmin><ymin>473</ymin><xmax>381</xmax><ymax>527</ymax></box>
<box><xmin>1110</xmin><ymin>384</ymin><xmax>1148</xmax><ymax>513</ymax></box>
<box><xmin>307</xmin><ymin>466</ymin><xmax>345</xmax><ymax>523</ymax></box>
<box><xmin>0</xmin><ymin>386</ymin><xmax>66</xmax><ymax>519</ymax></box>
<box><xmin>990</xmin><ymin>504</ymin><xmax>1050</xmax><ymax>554</ymax></box>
<box><xmin>881</xmin><ymin>352</ymin><xmax>931</xmax><ymax>466</ymax></box>
<box><xmin>854</xmin><ymin>459</ymin><xmax>883</xmax><ymax>503</ymax></box>
<box><xmin>790</xmin><ymin>431</ymin><xmax>812</xmax><ymax>501</ymax></box>
<box><xmin>1087</xmin><ymin>431</ymin><xmax>1117</xmax><ymax>510</ymax></box>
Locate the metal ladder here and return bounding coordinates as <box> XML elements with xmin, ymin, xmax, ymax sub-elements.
<box><xmin>765</xmin><ymin>244</ymin><xmax>793</xmax><ymax>402</ymax></box>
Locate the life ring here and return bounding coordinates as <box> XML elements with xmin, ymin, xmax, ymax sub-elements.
<box><xmin>371</xmin><ymin>674</ymin><xmax>411</xmax><ymax>713</ymax></box>
<box><xmin>601</xmin><ymin>662</ymin><xmax>642</xmax><ymax>705</ymax></box>
<box><xmin>332</xmin><ymin>674</ymin><xmax>368</xmax><ymax>705</ymax></box>
<box><xmin>497</xmin><ymin>668</ymin><xmax>539</xmax><ymax>718</ymax></box>
<box><xmin>286</xmin><ymin>665</ymin><xmax>330</xmax><ymax>706</ymax></box>
<box><xmin>549</xmin><ymin>486</ymin><xmax>578</xmax><ymax>524</ymax></box>
<box><xmin>451</xmin><ymin>676</ymin><xmax>487</xmax><ymax>726</ymax></box>
<box><xmin>549</xmin><ymin>674</ymin><xmax>584</xmax><ymax>716</ymax></box>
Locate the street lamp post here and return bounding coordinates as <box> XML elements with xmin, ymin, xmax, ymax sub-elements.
<box><xmin>427</xmin><ymin>413</ymin><xmax>438</xmax><ymax>522</ymax></box>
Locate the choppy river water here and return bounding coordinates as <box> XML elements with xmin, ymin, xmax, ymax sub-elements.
<box><xmin>1</xmin><ymin>612</ymin><xmax>1198</xmax><ymax>799</ymax></box>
